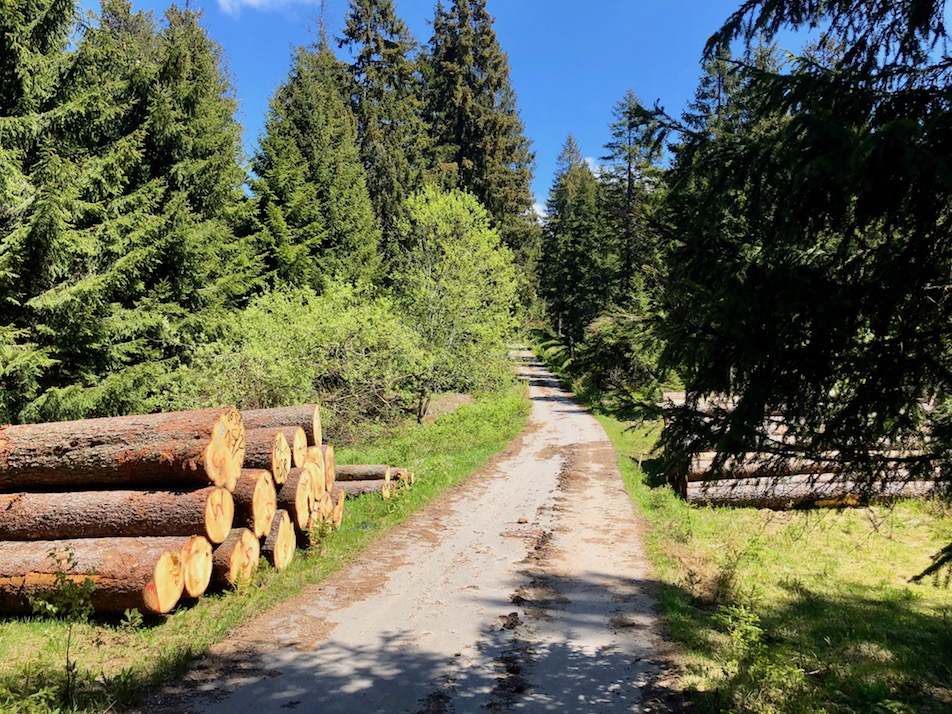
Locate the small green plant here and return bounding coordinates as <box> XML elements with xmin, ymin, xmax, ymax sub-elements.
<box><xmin>29</xmin><ymin>547</ymin><xmax>95</xmax><ymax>708</ymax></box>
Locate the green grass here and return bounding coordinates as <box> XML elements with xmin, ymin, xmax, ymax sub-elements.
<box><xmin>0</xmin><ymin>384</ymin><xmax>530</xmax><ymax>713</ymax></box>
<box><xmin>601</xmin><ymin>413</ymin><xmax>952</xmax><ymax>714</ymax></box>
<box><xmin>532</xmin><ymin>339</ymin><xmax>952</xmax><ymax>713</ymax></box>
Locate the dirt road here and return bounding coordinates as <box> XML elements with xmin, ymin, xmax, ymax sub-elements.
<box><xmin>147</xmin><ymin>350</ymin><xmax>661</xmax><ymax>713</ymax></box>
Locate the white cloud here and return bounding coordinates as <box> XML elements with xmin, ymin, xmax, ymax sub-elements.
<box><xmin>532</xmin><ymin>201</ymin><xmax>547</xmax><ymax>219</ymax></box>
<box><xmin>585</xmin><ymin>156</ymin><xmax>606</xmax><ymax>177</ymax></box>
<box><xmin>217</xmin><ymin>0</ymin><xmax>320</xmax><ymax>16</ymax></box>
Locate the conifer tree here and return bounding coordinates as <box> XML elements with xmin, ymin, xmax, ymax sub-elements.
<box><xmin>252</xmin><ymin>36</ymin><xmax>381</xmax><ymax>289</ymax></box>
<box><xmin>541</xmin><ymin>135</ymin><xmax>615</xmax><ymax>348</ymax></box>
<box><xmin>338</xmin><ymin>0</ymin><xmax>427</xmax><ymax>256</ymax></box>
<box><xmin>424</xmin><ymin>0</ymin><xmax>535</xmax><ymax>254</ymax></box>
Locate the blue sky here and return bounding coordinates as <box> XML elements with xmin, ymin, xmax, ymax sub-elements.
<box><xmin>118</xmin><ymin>0</ymin><xmax>780</xmax><ymax>209</ymax></box>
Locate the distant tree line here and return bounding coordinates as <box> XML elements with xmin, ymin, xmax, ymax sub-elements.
<box><xmin>538</xmin><ymin>0</ymin><xmax>952</xmax><ymax>486</ymax></box>
<box><xmin>0</xmin><ymin>0</ymin><xmax>534</xmax><ymax>434</ymax></box>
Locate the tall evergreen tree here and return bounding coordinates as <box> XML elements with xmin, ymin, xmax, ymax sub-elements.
<box><xmin>658</xmin><ymin>0</ymin><xmax>952</xmax><ymax>484</ymax></box>
<box><xmin>540</xmin><ymin>135</ymin><xmax>615</xmax><ymax>348</ymax></box>
<box><xmin>601</xmin><ymin>89</ymin><xmax>664</xmax><ymax>298</ymax></box>
<box><xmin>338</xmin><ymin>0</ymin><xmax>428</xmax><ymax>256</ymax></box>
<box><xmin>1</xmin><ymin>1</ymin><xmax>256</xmax><ymax>422</ymax></box>
<box><xmin>252</xmin><ymin>35</ymin><xmax>380</xmax><ymax>289</ymax></box>
<box><xmin>424</xmin><ymin>0</ymin><xmax>535</xmax><ymax>254</ymax></box>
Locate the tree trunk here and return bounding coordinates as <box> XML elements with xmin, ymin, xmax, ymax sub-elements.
<box><xmin>0</xmin><ymin>536</ymin><xmax>187</xmax><ymax>614</ymax></box>
<box><xmin>242</xmin><ymin>404</ymin><xmax>321</xmax><ymax>447</ymax></box>
<box><xmin>180</xmin><ymin>535</ymin><xmax>213</xmax><ymax>599</ymax></box>
<box><xmin>211</xmin><ymin>528</ymin><xmax>259</xmax><ymax>587</ymax></box>
<box><xmin>688</xmin><ymin>452</ymin><xmax>833</xmax><ymax>481</ymax></box>
<box><xmin>335</xmin><ymin>464</ymin><xmax>391</xmax><ymax>481</ymax></box>
<box><xmin>686</xmin><ymin>473</ymin><xmax>940</xmax><ymax>509</ymax></box>
<box><xmin>231</xmin><ymin>468</ymin><xmax>276</xmax><ymax>538</ymax></box>
<box><xmin>262</xmin><ymin>510</ymin><xmax>294</xmax><ymax>571</ymax></box>
<box><xmin>338</xmin><ymin>479</ymin><xmax>392</xmax><ymax>499</ymax></box>
<box><xmin>242</xmin><ymin>428</ymin><xmax>292</xmax><ymax>486</ymax></box>
<box><xmin>0</xmin><ymin>406</ymin><xmax>244</xmax><ymax>492</ymax></box>
<box><xmin>276</xmin><ymin>468</ymin><xmax>313</xmax><ymax>531</ymax></box>
<box><xmin>0</xmin><ymin>486</ymin><xmax>234</xmax><ymax>544</ymax></box>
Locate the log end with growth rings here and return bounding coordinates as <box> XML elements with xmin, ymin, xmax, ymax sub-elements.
<box><xmin>264</xmin><ymin>510</ymin><xmax>295</xmax><ymax>571</ymax></box>
<box><xmin>204</xmin><ymin>487</ymin><xmax>235</xmax><ymax>544</ymax></box>
<box><xmin>203</xmin><ymin>407</ymin><xmax>245</xmax><ymax>491</ymax></box>
<box><xmin>142</xmin><ymin>550</ymin><xmax>185</xmax><ymax>614</ymax></box>
<box><xmin>180</xmin><ymin>535</ymin><xmax>213</xmax><ymax>598</ymax></box>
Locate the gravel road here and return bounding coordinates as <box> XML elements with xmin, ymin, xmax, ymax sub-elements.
<box><xmin>145</xmin><ymin>350</ymin><xmax>662</xmax><ymax>713</ymax></box>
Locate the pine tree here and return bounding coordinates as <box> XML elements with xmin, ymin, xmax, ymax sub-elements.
<box><xmin>338</xmin><ymin>0</ymin><xmax>428</xmax><ymax>257</ymax></box>
<box><xmin>541</xmin><ymin>135</ymin><xmax>615</xmax><ymax>348</ymax></box>
<box><xmin>252</xmin><ymin>36</ymin><xmax>381</xmax><ymax>289</ymax></box>
<box><xmin>424</xmin><ymin>0</ymin><xmax>535</xmax><ymax>254</ymax></box>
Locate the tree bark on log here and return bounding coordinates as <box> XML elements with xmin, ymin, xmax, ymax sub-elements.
<box><xmin>242</xmin><ymin>404</ymin><xmax>321</xmax><ymax>447</ymax></box>
<box><xmin>276</xmin><ymin>468</ymin><xmax>313</xmax><ymax>531</ymax></box>
<box><xmin>231</xmin><ymin>469</ymin><xmax>276</xmax><ymax>538</ymax></box>
<box><xmin>0</xmin><ymin>537</ymin><xmax>187</xmax><ymax>614</ymax></box>
<box><xmin>335</xmin><ymin>465</ymin><xmax>391</xmax><ymax>481</ymax></box>
<box><xmin>338</xmin><ymin>479</ymin><xmax>392</xmax><ymax>499</ymax></box>
<box><xmin>211</xmin><ymin>528</ymin><xmax>259</xmax><ymax>587</ymax></box>
<box><xmin>180</xmin><ymin>535</ymin><xmax>213</xmax><ymax>598</ymax></box>
<box><xmin>0</xmin><ymin>486</ymin><xmax>234</xmax><ymax>543</ymax></box>
<box><xmin>0</xmin><ymin>406</ymin><xmax>244</xmax><ymax>492</ymax></box>
<box><xmin>262</xmin><ymin>510</ymin><xmax>294</xmax><ymax>571</ymax></box>
<box><xmin>686</xmin><ymin>474</ymin><xmax>940</xmax><ymax>509</ymax></box>
<box><xmin>242</xmin><ymin>428</ymin><xmax>292</xmax><ymax>486</ymax></box>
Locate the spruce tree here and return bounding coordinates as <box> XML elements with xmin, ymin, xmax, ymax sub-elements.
<box><xmin>658</xmin><ymin>0</ymin><xmax>952</xmax><ymax>483</ymax></box>
<box><xmin>424</xmin><ymin>0</ymin><xmax>535</xmax><ymax>254</ymax></box>
<box><xmin>540</xmin><ymin>135</ymin><xmax>615</xmax><ymax>348</ymax></box>
<box><xmin>338</xmin><ymin>0</ymin><xmax>427</xmax><ymax>256</ymax></box>
<box><xmin>252</xmin><ymin>36</ymin><xmax>381</xmax><ymax>289</ymax></box>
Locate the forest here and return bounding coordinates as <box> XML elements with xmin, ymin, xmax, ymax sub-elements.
<box><xmin>0</xmin><ymin>0</ymin><xmax>533</xmax><ymax>435</ymax></box>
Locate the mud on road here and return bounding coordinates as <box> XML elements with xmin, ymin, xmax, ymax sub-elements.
<box><xmin>143</xmin><ymin>350</ymin><xmax>669</xmax><ymax>713</ymax></box>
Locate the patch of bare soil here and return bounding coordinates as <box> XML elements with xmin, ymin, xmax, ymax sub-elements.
<box><xmin>423</xmin><ymin>393</ymin><xmax>475</xmax><ymax>421</ymax></box>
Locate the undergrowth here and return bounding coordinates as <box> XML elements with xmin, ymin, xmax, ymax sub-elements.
<box><xmin>0</xmin><ymin>384</ymin><xmax>529</xmax><ymax>712</ymax></box>
<box><xmin>535</xmin><ymin>339</ymin><xmax>952</xmax><ymax>714</ymax></box>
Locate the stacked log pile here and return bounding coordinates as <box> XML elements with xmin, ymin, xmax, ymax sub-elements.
<box><xmin>0</xmin><ymin>403</ymin><xmax>348</xmax><ymax>615</ymax></box>
<box><xmin>335</xmin><ymin>464</ymin><xmax>416</xmax><ymax>501</ymax></box>
<box><xmin>662</xmin><ymin>392</ymin><xmax>942</xmax><ymax>509</ymax></box>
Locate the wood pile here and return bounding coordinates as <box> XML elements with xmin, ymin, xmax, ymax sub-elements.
<box><xmin>0</xmin><ymin>403</ymin><xmax>346</xmax><ymax>616</ymax></box>
<box><xmin>335</xmin><ymin>464</ymin><xmax>416</xmax><ymax>501</ymax></box>
<box><xmin>661</xmin><ymin>392</ymin><xmax>942</xmax><ymax>509</ymax></box>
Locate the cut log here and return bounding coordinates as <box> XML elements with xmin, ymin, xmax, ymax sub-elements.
<box><xmin>688</xmin><ymin>452</ymin><xmax>836</xmax><ymax>482</ymax></box>
<box><xmin>391</xmin><ymin>468</ymin><xmax>415</xmax><ymax>486</ymax></box>
<box><xmin>0</xmin><ymin>486</ymin><xmax>234</xmax><ymax>544</ymax></box>
<box><xmin>330</xmin><ymin>487</ymin><xmax>345</xmax><ymax>528</ymax></box>
<box><xmin>338</xmin><ymin>478</ymin><xmax>392</xmax><ymax>499</ymax></box>
<box><xmin>303</xmin><ymin>460</ymin><xmax>325</xmax><ymax>503</ymax></box>
<box><xmin>304</xmin><ymin>447</ymin><xmax>325</xmax><ymax>496</ymax></box>
<box><xmin>242</xmin><ymin>428</ymin><xmax>292</xmax><ymax>486</ymax></box>
<box><xmin>321</xmin><ymin>444</ymin><xmax>336</xmax><ymax>493</ymax></box>
<box><xmin>0</xmin><ymin>406</ymin><xmax>244</xmax><ymax>492</ymax></box>
<box><xmin>180</xmin><ymin>535</ymin><xmax>213</xmax><ymax>599</ymax></box>
<box><xmin>276</xmin><ymin>467</ymin><xmax>313</xmax><ymax>531</ymax></box>
<box><xmin>0</xmin><ymin>537</ymin><xmax>186</xmax><ymax>614</ymax></box>
<box><xmin>241</xmin><ymin>404</ymin><xmax>321</xmax><ymax>447</ymax></box>
<box><xmin>211</xmin><ymin>528</ymin><xmax>259</xmax><ymax>587</ymax></box>
<box><xmin>231</xmin><ymin>469</ymin><xmax>277</xmax><ymax>538</ymax></box>
<box><xmin>335</xmin><ymin>464</ymin><xmax>391</xmax><ymax>482</ymax></box>
<box><xmin>262</xmin><ymin>510</ymin><xmax>295</xmax><ymax>571</ymax></box>
<box><xmin>686</xmin><ymin>473</ymin><xmax>940</xmax><ymax>509</ymax></box>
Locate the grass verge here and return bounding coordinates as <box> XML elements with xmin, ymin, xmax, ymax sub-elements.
<box><xmin>534</xmin><ymin>340</ymin><xmax>952</xmax><ymax>714</ymax></box>
<box><xmin>0</xmin><ymin>384</ymin><xmax>529</xmax><ymax>713</ymax></box>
